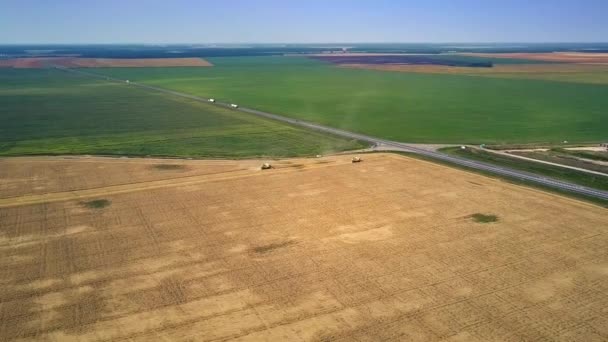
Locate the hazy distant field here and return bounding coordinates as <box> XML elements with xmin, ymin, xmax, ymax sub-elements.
<box><xmin>92</xmin><ymin>56</ymin><xmax>608</xmax><ymax>144</ymax></box>
<box><xmin>463</xmin><ymin>52</ymin><xmax>608</xmax><ymax>64</ymax></box>
<box><xmin>0</xmin><ymin>69</ymin><xmax>364</xmax><ymax>157</ymax></box>
<box><xmin>342</xmin><ymin>63</ymin><xmax>608</xmax><ymax>85</ymax></box>
<box><xmin>0</xmin><ymin>57</ymin><xmax>212</xmax><ymax>68</ymax></box>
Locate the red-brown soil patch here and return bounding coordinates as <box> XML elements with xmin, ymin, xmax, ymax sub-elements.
<box><xmin>0</xmin><ymin>57</ymin><xmax>58</xmax><ymax>68</ymax></box>
<box><xmin>462</xmin><ymin>52</ymin><xmax>608</xmax><ymax>64</ymax></box>
<box><xmin>0</xmin><ymin>57</ymin><xmax>212</xmax><ymax>68</ymax></box>
<box><xmin>340</xmin><ymin>63</ymin><xmax>608</xmax><ymax>74</ymax></box>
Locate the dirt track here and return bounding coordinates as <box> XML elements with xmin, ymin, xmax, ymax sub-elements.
<box><xmin>1</xmin><ymin>154</ymin><xmax>607</xmax><ymax>341</ymax></box>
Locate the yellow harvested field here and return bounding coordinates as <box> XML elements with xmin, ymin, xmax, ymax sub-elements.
<box><xmin>340</xmin><ymin>63</ymin><xmax>608</xmax><ymax>84</ymax></box>
<box><xmin>1</xmin><ymin>153</ymin><xmax>607</xmax><ymax>341</ymax></box>
<box><xmin>341</xmin><ymin>62</ymin><xmax>608</xmax><ymax>74</ymax></box>
<box><xmin>461</xmin><ymin>52</ymin><xmax>608</xmax><ymax>64</ymax></box>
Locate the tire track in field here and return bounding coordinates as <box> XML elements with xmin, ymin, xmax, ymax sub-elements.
<box><xmin>0</xmin><ymin>160</ymin><xmax>354</xmax><ymax>208</ymax></box>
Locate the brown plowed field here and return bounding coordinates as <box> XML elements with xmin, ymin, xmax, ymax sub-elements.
<box><xmin>1</xmin><ymin>154</ymin><xmax>607</xmax><ymax>341</ymax></box>
<box><xmin>341</xmin><ymin>63</ymin><xmax>608</xmax><ymax>84</ymax></box>
<box><xmin>0</xmin><ymin>58</ymin><xmax>55</xmax><ymax>68</ymax></box>
<box><xmin>341</xmin><ymin>63</ymin><xmax>608</xmax><ymax>74</ymax></box>
<box><xmin>0</xmin><ymin>57</ymin><xmax>212</xmax><ymax>68</ymax></box>
<box><xmin>462</xmin><ymin>52</ymin><xmax>608</xmax><ymax>64</ymax></box>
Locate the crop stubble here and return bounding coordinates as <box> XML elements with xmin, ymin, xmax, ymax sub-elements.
<box><xmin>0</xmin><ymin>153</ymin><xmax>606</xmax><ymax>341</ymax></box>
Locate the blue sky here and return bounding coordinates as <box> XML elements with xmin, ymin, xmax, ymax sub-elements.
<box><xmin>2</xmin><ymin>0</ymin><xmax>607</xmax><ymax>43</ymax></box>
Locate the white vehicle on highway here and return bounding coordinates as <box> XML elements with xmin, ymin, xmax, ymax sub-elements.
<box><xmin>208</xmin><ymin>98</ymin><xmax>215</xmax><ymax>103</ymax></box>
<box><xmin>230</xmin><ymin>104</ymin><xmax>239</xmax><ymax>108</ymax></box>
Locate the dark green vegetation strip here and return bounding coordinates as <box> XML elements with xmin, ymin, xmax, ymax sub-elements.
<box><xmin>511</xmin><ymin>149</ymin><xmax>608</xmax><ymax>174</ymax></box>
<box><xmin>153</xmin><ymin>164</ymin><xmax>187</xmax><ymax>171</ymax></box>
<box><xmin>426</xmin><ymin>54</ymin><xmax>554</xmax><ymax>65</ymax></box>
<box><xmin>484</xmin><ymin>143</ymin><xmax>597</xmax><ymax>150</ymax></box>
<box><xmin>406</xmin><ymin>54</ymin><xmax>559</xmax><ymax>65</ymax></box>
<box><xmin>470</xmin><ymin>213</ymin><xmax>499</xmax><ymax>223</ymax></box>
<box><xmin>440</xmin><ymin>147</ymin><xmax>608</xmax><ymax>192</ymax></box>
<box><xmin>0</xmin><ymin>69</ymin><xmax>365</xmax><ymax>158</ymax></box>
<box><xmin>91</xmin><ymin>56</ymin><xmax>608</xmax><ymax>144</ymax></box>
<box><xmin>252</xmin><ymin>241</ymin><xmax>295</xmax><ymax>254</ymax></box>
<box><xmin>551</xmin><ymin>148</ymin><xmax>608</xmax><ymax>162</ymax></box>
<box><xmin>81</xmin><ymin>199</ymin><xmax>111</xmax><ymax>209</ymax></box>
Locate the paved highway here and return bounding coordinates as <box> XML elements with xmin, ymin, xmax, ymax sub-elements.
<box><xmin>59</xmin><ymin>67</ymin><xmax>608</xmax><ymax>202</ymax></box>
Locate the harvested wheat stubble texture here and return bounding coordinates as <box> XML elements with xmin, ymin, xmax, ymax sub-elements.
<box><xmin>0</xmin><ymin>153</ymin><xmax>606</xmax><ymax>341</ymax></box>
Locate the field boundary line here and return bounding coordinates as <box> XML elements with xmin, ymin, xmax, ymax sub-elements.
<box><xmin>0</xmin><ymin>160</ymin><xmax>354</xmax><ymax>208</ymax></box>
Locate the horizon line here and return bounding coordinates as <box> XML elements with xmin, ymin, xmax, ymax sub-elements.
<box><xmin>2</xmin><ymin>42</ymin><xmax>608</xmax><ymax>46</ymax></box>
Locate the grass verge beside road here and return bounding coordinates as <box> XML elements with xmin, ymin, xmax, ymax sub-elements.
<box><xmin>510</xmin><ymin>149</ymin><xmax>608</xmax><ymax>174</ymax></box>
<box><xmin>551</xmin><ymin>148</ymin><xmax>608</xmax><ymax>162</ymax></box>
<box><xmin>440</xmin><ymin>147</ymin><xmax>608</xmax><ymax>191</ymax></box>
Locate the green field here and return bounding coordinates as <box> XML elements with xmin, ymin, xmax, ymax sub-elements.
<box><xmin>0</xmin><ymin>69</ymin><xmax>364</xmax><ymax>158</ymax></box>
<box><xmin>91</xmin><ymin>56</ymin><xmax>608</xmax><ymax>144</ymax></box>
